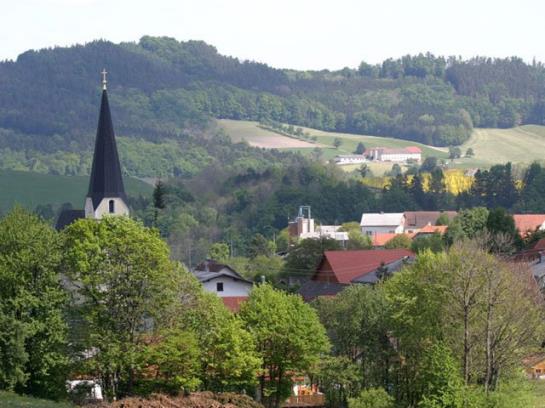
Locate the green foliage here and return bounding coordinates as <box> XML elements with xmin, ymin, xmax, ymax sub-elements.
<box><xmin>0</xmin><ymin>208</ymin><xmax>68</xmax><ymax>399</ymax></box>
<box><xmin>283</xmin><ymin>238</ymin><xmax>341</xmax><ymax>278</ymax></box>
<box><xmin>239</xmin><ymin>284</ymin><xmax>330</xmax><ymax>408</ymax></box>
<box><xmin>137</xmin><ymin>329</ymin><xmax>201</xmax><ymax>394</ymax></box>
<box><xmin>384</xmin><ymin>234</ymin><xmax>412</xmax><ymax>249</ymax></box>
<box><xmin>182</xmin><ymin>292</ymin><xmax>261</xmax><ymax>392</ymax></box>
<box><xmin>62</xmin><ymin>216</ymin><xmax>188</xmax><ymax>400</ymax></box>
<box><xmin>411</xmin><ymin>233</ymin><xmax>445</xmax><ymax>253</ymax></box>
<box><xmin>208</xmin><ymin>242</ymin><xmax>230</xmax><ymax>263</ymax></box>
<box><xmin>0</xmin><ymin>391</ymin><xmax>73</xmax><ymax>408</ymax></box>
<box><xmin>347</xmin><ymin>388</ymin><xmax>394</xmax><ymax>408</ymax></box>
<box><xmin>354</xmin><ymin>142</ymin><xmax>366</xmax><ymax>155</ymax></box>
<box><xmin>417</xmin><ymin>343</ymin><xmax>465</xmax><ymax>408</ymax></box>
<box><xmin>315</xmin><ymin>356</ymin><xmax>360</xmax><ymax>407</ymax></box>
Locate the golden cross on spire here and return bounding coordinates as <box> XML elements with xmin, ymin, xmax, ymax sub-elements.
<box><xmin>101</xmin><ymin>69</ymin><xmax>107</xmax><ymax>90</ymax></box>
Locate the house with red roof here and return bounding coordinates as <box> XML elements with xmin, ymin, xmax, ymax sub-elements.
<box><xmin>367</xmin><ymin>146</ymin><xmax>422</xmax><ymax>163</ymax></box>
<box><xmin>513</xmin><ymin>214</ymin><xmax>545</xmax><ymax>237</ymax></box>
<box><xmin>193</xmin><ymin>260</ymin><xmax>253</xmax><ymax>312</ymax></box>
<box><xmin>298</xmin><ymin>249</ymin><xmax>414</xmax><ymax>301</ymax></box>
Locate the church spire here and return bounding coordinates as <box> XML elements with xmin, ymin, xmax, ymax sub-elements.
<box><xmin>101</xmin><ymin>68</ymin><xmax>107</xmax><ymax>90</ymax></box>
<box><xmin>85</xmin><ymin>72</ymin><xmax>127</xmax><ymax>215</ymax></box>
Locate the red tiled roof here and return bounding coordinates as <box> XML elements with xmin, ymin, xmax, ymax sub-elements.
<box><xmin>513</xmin><ymin>214</ymin><xmax>545</xmax><ymax>237</ymax></box>
<box><xmin>222</xmin><ymin>296</ymin><xmax>248</xmax><ymax>313</ymax></box>
<box><xmin>316</xmin><ymin>249</ymin><xmax>414</xmax><ymax>284</ymax></box>
<box><xmin>371</xmin><ymin>233</ymin><xmax>415</xmax><ymax>246</ymax></box>
<box><xmin>416</xmin><ymin>224</ymin><xmax>448</xmax><ymax>235</ymax></box>
<box><xmin>405</xmin><ymin>146</ymin><xmax>422</xmax><ymax>153</ymax></box>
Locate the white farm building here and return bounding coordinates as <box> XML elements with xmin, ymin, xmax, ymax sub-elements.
<box><xmin>367</xmin><ymin>146</ymin><xmax>422</xmax><ymax>163</ymax></box>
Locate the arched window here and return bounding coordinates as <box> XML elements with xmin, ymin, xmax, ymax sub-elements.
<box><xmin>109</xmin><ymin>200</ymin><xmax>115</xmax><ymax>214</ymax></box>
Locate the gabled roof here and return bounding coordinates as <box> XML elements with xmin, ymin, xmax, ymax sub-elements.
<box><xmin>371</xmin><ymin>233</ymin><xmax>415</xmax><ymax>247</ymax></box>
<box><xmin>315</xmin><ymin>249</ymin><xmax>414</xmax><ymax>284</ymax></box>
<box><xmin>193</xmin><ymin>260</ymin><xmax>252</xmax><ymax>284</ymax></box>
<box><xmin>533</xmin><ymin>238</ymin><xmax>545</xmax><ymax>251</ymax></box>
<box><xmin>404</xmin><ymin>211</ymin><xmax>457</xmax><ymax>229</ymax></box>
<box><xmin>87</xmin><ymin>89</ymin><xmax>126</xmax><ymax>209</ymax></box>
<box><xmin>351</xmin><ymin>256</ymin><xmax>414</xmax><ymax>284</ymax></box>
<box><xmin>513</xmin><ymin>214</ymin><xmax>545</xmax><ymax>237</ymax></box>
<box><xmin>414</xmin><ymin>224</ymin><xmax>448</xmax><ymax>236</ymax></box>
<box><xmin>361</xmin><ymin>213</ymin><xmax>404</xmax><ymax>227</ymax></box>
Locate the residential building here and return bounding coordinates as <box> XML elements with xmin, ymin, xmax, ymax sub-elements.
<box><xmin>367</xmin><ymin>146</ymin><xmax>422</xmax><ymax>163</ymax></box>
<box><xmin>513</xmin><ymin>214</ymin><xmax>545</xmax><ymax>237</ymax></box>
<box><xmin>298</xmin><ymin>249</ymin><xmax>414</xmax><ymax>301</ymax></box>
<box><xmin>412</xmin><ymin>224</ymin><xmax>448</xmax><ymax>239</ymax></box>
<box><xmin>403</xmin><ymin>211</ymin><xmax>457</xmax><ymax>233</ymax></box>
<box><xmin>370</xmin><ymin>233</ymin><xmax>415</xmax><ymax>248</ymax></box>
<box><xmin>360</xmin><ymin>213</ymin><xmax>405</xmax><ymax>235</ymax></box>
<box><xmin>334</xmin><ymin>154</ymin><xmax>366</xmax><ymax>165</ymax></box>
<box><xmin>524</xmin><ymin>354</ymin><xmax>545</xmax><ymax>379</ymax></box>
<box><xmin>193</xmin><ymin>260</ymin><xmax>253</xmax><ymax>312</ymax></box>
<box><xmin>56</xmin><ymin>71</ymin><xmax>128</xmax><ymax>230</ymax></box>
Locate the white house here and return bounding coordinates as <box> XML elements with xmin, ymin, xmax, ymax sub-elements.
<box><xmin>360</xmin><ymin>213</ymin><xmax>405</xmax><ymax>236</ymax></box>
<box><xmin>334</xmin><ymin>154</ymin><xmax>367</xmax><ymax>165</ymax></box>
<box><xmin>193</xmin><ymin>260</ymin><xmax>253</xmax><ymax>312</ymax></box>
<box><xmin>367</xmin><ymin>146</ymin><xmax>422</xmax><ymax>163</ymax></box>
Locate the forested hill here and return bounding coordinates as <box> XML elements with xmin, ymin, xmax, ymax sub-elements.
<box><xmin>2</xmin><ymin>36</ymin><xmax>545</xmax><ymax>176</ymax></box>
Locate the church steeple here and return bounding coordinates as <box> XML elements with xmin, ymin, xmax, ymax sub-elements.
<box><xmin>84</xmin><ymin>70</ymin><xmax>129</xmax><ymax>219</ymax></box>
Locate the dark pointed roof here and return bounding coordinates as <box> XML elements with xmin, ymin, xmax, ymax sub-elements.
<box><xmin>87</xmin><ymin>89</ymin><xmax>126</xmax><ymax>208</ymax></box>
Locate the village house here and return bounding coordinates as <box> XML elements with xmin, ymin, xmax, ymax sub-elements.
<box><xmin>360</xmin><ymin>213</ymin><xmax>405</xmax><ymax>236</ymax></box>
<box><xmin>403</xmin><ymin>211</ymin><xmax>456</xmax><ymax>233</ymax></box>
<box><xmin>524</xmin><ymin>354</ymin><xmax>545</xmax><ymax>379</ymax></box>
<box><xmin>367</xmin><ymin>146</ymin><xmax>422</xmax><ymax>163</ymax></box>
<box><xmin>193</xmin><ymin>260</ymin><xmax>253</xmax><ymax>312</ymax></box>
<box><xmin>298</xmin><ymin>249</ymin><xmax>414</xmax><ymax>301</ymax></box>
<box><xmin>513</xmin><ymin>214</ymin><xmax>545</xmax><ymax>237</ymax></box>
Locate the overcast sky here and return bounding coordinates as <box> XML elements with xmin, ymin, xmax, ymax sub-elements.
<box><xmin>2</xmin><ymin>0</ymin><xmax>544</xmax><ymax>70</ymax></box>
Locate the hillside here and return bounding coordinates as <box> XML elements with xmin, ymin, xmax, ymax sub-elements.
<box><xmin>0</xmin><ymin>170</ymin><xmax>152</xmax><ymax>212</ymax></box>
<box><xmin>2</xmin><ymin>37</ymin><xmax>545</xmax><ymax>179</ymax></box>
<box><xmin>220</xmin><ymin>119</ymin><xmax>545</xmax><ymax>170</ymax></box>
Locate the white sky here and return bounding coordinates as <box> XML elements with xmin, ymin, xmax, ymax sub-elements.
<box><xmin>1</xmin><ymin>0</ymin><xmax>544</xmax><ymax>70</ymax></box>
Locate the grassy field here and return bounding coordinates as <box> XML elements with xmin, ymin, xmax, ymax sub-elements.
<box><xmin>219</xmin><ymin>119</ymin><xmax>545</xmax><ymax>171</ymax></box>
<box><xmin>0</xmin><ymin>170</ymin><xmax>153</xmax><ymax>212</ymax></box>
<box><xmin>0</xmin><ymin>391</ymin><xmax>73</xmax><ymax>407</ymax></box>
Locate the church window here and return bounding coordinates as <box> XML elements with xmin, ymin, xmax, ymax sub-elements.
<box><xmin>109</xmin><ymin>200</ymin><xmax>115</xmax><ymax>213</ymax></box>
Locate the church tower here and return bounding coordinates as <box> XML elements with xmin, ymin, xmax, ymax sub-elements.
<box><xmin>84</xmin><ymin>70</ymin><xmax>129</xmax><ymax>219</ymax></box>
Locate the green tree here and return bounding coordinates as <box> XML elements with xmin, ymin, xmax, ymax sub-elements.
<box><xmin>62</xmin><ymin>216</ymin><xmax>188</xmax><ymax>400</ymax></box>
<box><xmin>333</xmin><ymin>138</ymin><xmax>343</xmax><ymax>149</ymax></box>
<box><xmin>354</xmin><ymin>142</ymin><xmax>366</xmax><ymax>155</ymax></box>
<box><xmin>316</xmin><ymin>356</ymin><xmax>360</xmax><ymax>407</ymax></box>
<box><xmin>465</xmin><ymin>148</ymin><xmax>474</xmax><ymax>158</ymax></box>
<box><xmin>0</xmin><ymin>208</ymin><xmax>68</xmax><ymax>399</ymax></box>
<box><xmin>153</xmin><ymin>180</ymin><xmax>167</xmax><ymax>209</ymax></box>
<box><xmin>248</xmin><ymin>233</ymin><xmax>276</xmax><ymax>258</ymax></box>
<box><xmin>240</xmin><ymin>284</ymin><xmax>330</xmax><ymax>408</ymax></box>
<box><xmin>283</xmin><ymin>238</ymin><xmax>341</xmax><ymax>279</ymax></box>
<box><xmin>183</xmin><ymin>292</ymin><xmax>261</xmax><ymax>392</ymax></box>
<box><xmin>384</xmin><ymin>234</ymin><xmax>412</xmax><ymax>249</ymax></box>
<box><xmin>348</xmin><ymin>388</ymin><xmax>394</xmax><ymax>408</ymax></box>
<box><xmin>137</xmin><ymin>329</ymin><xmax>201</xmax><ymax>395</ymax></box>
<box><xmin>208</xmin><ymin>242</ymin><xmax>230</xmax><ymax>263</ymax></box>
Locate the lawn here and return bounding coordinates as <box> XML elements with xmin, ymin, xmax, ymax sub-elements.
<box><xmin>0</xmin><ymin>391</ymin><xmax>73</xmax><ymax>408</ymax></box>
<box><xmin>0</xmin><ymin>170</ymin><xmax>153</xmax><ymax>212</ymax></box>
<box><xmin>219</xmin><ymin>119</ymin><xmax>545</xmax><ymax>170</ymax></box>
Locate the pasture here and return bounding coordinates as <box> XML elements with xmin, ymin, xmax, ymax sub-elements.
<box><xmin>0</xmin><ymin>170</ymin><xmax>153</xmax><ymax>212</ymax></box>
<box><xmin>219</xmin><ymin>119</ymin><xmax>545</xmax><ymax>171</ymax></box>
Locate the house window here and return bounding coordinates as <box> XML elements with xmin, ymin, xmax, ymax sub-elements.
<box><xmin>365</xmin><ymin>231</ymin><xmax>372</xmax><ymax>236</ymax></box>
<box><xmin>109</xmin><ymin>200</ymin><xmax>115</xmax><ymax>213</ymax></box>
<box><xmin>537</xmin><ymin>369</ymin><xmax>542</xmax><ymax>374</ymax></box>
<box><xmin>216</xmin><ymin>282</ymin><xmax>224</xmax><ymax>292</ymax></box>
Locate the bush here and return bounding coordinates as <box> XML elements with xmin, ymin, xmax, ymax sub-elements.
<box><xmin>348</xmin><ymin>388</ymin><xmax>394</xmax><ymax>408</ymax></box>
